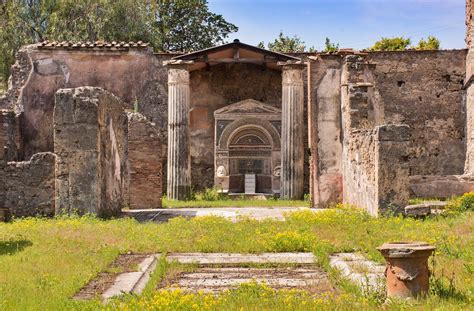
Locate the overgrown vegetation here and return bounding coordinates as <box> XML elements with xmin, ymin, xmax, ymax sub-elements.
<box><xmin>323</xmin><ymin>37</ymin><xmax>339</xmax><ymax>53</ymax></box>
<box><xmin>369</xmin><ymin>35</ymin><xmax>441</xmax><ymax>51</ymax></box>
<box><xmin>0</xmin><ymin>0</ymin><xmax>237</xmax><ymax>81</ymax></box>
<box><xmin>258</xmin><ymin>31</ymin><xmax>315</xmax><ymax>53</ymax></box>
<box><xmin>0</xmin><ymin>203</ymin><xmax>473</xmax><ymax>309</ymax></box>
<box><xmin>161</xmin><ymin>188</ymin><xmax>310</xmax><ymax>208</ymax></box>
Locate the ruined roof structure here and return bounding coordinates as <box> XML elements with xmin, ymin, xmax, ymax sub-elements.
<box><xmin>1</xmin><ymin>1</ymin><xmax>474</xmax><ymax>219</ymax></box>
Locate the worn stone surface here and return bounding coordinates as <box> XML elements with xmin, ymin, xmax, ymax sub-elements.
<box><xmin>166</xmin><ymin>252</ymin><xmax>316</xmax><ymax>265</ymax></box>
<box><xmin>54</xmin><ymin>87</ymin><xmax>127</xmax><ymax>217</ymax></box>
<box><xmin>329</xmin><ymin>253</ymin><xmax>385</xmax><ymax>292</ymax></box>
<box><xmin>409</xmin><ymin>175</ymin><xmax>474</xmax><ymax>199</ymax></box>
<box><xmin>102</xmin><ymin>254</ymin><xmax>157</xmax><ymax>300</ymax></box>
<box><xmin>162</xmin><ymin>267</ymin><xmax>332</xmax><ymax>294</ymax></box>
<box><xmin>0</xmin><ymin>109</ymin><xmax>21</xmax><ymax>162</ymax></box>
<box><xmin>404</xmin><ymin>201</ymin><xmax>447</xmax><ymax>217</ymax></box>
<box><xmin>128</xmin><ymin>113</ymin><xmax>162</xmax><ymax>209</ymax></box>
<box><xmin>0</xmin><ymin>152</ymin><xmax>56</xmax><ymax>217</ymax></box>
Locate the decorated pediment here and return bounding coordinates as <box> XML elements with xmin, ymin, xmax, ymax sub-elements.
<box><xmin>214</xmin><ymin>99</ymin><xmax>281</xmax><ymax>116</ymax></box>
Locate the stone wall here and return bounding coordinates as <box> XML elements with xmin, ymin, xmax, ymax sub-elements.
<box><xmin>342</xmin><ymin>126</ymin><xmax>410</xmax><ymax>216</ymax></box>
<box><xmin>340</xmin><ymin>55</ymin><xmax>410</xmax><ymax>215</ymax></box>
<box><xmin>7</xmin><ymin>45</ymin><xmax>169</xmax><ymax>159</ymax></box>
<box><xmin>54</xmin><ymin>87</ymin><xmax>127</xmax><ymax>217</ymax></box>
<box><xmin>128</xmin><ymin>112</ymin><xmax>162</xmax><ymax>209</ymax></box>
<box><xmin>366</xmin><ymin>50</ymin><xmax>466</xmax><ymax>176</ymax></box>
<box><xmin>0</xmin><ymin>152</ymin><xmax>56</xmax><ymax>217</ymax></box>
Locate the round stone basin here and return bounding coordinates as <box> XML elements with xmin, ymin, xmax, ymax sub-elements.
<box><xmin>377</xmin><ymin>241</ymin><xmax>436</xmax><ymax>258</ymax></box>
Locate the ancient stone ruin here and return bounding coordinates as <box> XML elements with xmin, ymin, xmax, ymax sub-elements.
<box><xmin>2</xmin><ymin>1</ymin><xmax>474</xmax><ymax>218</ymax></box>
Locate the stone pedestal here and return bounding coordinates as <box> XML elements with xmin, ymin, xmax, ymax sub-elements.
<box><xmin>165</xmin><ymin>61</ymin><xmax>193</xmax><ymax>200</ymax></box>
<box><xmin>279</xmin><ymin>61</ymin><xmax>306</xmax><ymax>199</ymax></box>
<box><xmin>377</xmin><ymin>242</ymin><xmax>435</xmax><ymax>299</ymax></box>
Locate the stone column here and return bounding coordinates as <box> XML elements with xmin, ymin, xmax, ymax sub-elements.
<box><xmin>165</xmin><ymin>60</ymin><xmax>193</xmax><ymax>200</ymax></box>
<box><xmin>279</xmin><ymin>61</ymin><xmax>306</xmax><ymax>199</ymax></box>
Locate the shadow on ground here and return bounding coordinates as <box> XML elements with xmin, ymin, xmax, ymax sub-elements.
<box><xmin>0</xmin><ymin>239</ymin><xmax>32</xmax><ymax>255</ymax></box>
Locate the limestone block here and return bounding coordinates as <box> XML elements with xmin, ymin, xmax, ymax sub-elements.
<box><xmin>54</xmin><ymin>87</ymin><xmax>127</xmax><ymax>217</ymax></box>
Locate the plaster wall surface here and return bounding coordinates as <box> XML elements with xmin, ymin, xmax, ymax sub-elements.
<box><xmin>6</xmin><ymin>45</ymin><xmax>169</xmax><ymax>159</ymax></box>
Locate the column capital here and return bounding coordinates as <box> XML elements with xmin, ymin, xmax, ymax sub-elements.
<box><xmin>164</xmin><ymin>59</ymin><xmax>194</xmax><ymax>68</ymax></box>
<box><xmin>165</xmin><ymin>60</ymin><xmax>193</xmax><ymax>84</ymax></box>
<box><xmin>280</xmin><ymin>61</ymin><xmax>305</xmax><ymax>86</ymax></box>
<box><xmin>277</xmin><ymin>60</ymin><xmax>307</xmax><ymax>69</ymax></box>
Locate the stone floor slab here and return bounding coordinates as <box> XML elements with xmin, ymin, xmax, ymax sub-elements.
<box><xmin>123</xmin><ymin>207</ymin><xmax>321</xmax><ymax>222</ymax></box>
<box><xmin>329</xmin><ymin>253</ymin><xmax>384</xmax><ymax>292</ymax></box>
<box><xmin>102</xmin><ymin>254</ymin><xmax>157</xmax><ymax>300</ymax></box>
<box><xmin>166</xmin><ymin>252</ymin><xmax>316</xmax><ymax>265</ymax></box>
<box><xmin>160</xmin><ymin>267</ymin><xmax>333</xmax><ymax>294</ymax></box>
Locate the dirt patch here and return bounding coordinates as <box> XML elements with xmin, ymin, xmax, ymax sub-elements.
<box><xmin>158</xmin><ymin>266</ymin><xmax>334</xmax><ymax>294</ymax></box>
<box><xmin>74</xmin><ymin>253</ymin><xmax>149</xmax><ymax>300</ymax></box>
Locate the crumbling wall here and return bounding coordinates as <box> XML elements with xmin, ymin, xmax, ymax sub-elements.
<box><xmin>342</xmin><ymin>126</ymin><xmax>410</xmax><ymax>216</ymax></box>
<box><xmin>366</xmin><ymin>50</ymin><xmax>466</xmax><ymax>176</ymax></box>
<box><xmin>0</xmin><ymin>152</ymin><xmax>56</xmax><ymax>217</ymax></box>
<box><xmin>9</xmin><ymin>45</ymin><xmax>169</xmax><ymax>159</ymax></box>
<box><xmin>341</xmin><ymin>55</ymin><xmax>410</xmax><ymax>215</ymax></box>
<box><xmin>128</xmin><ymin>112</ymin><xmax>162</xmax><ymax>209</ymax></box>
<box><xmin>54</xmin><ymin>87</ymin><xmax>127</xmax><ymax>217</ymax></box>
<box><xmin>0</xmin><ymin>47</ymin><xmax>32</xmax><ymax>109</ymax></box>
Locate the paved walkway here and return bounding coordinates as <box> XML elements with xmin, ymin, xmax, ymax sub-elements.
<box><xmin>122</xmin><ymin>207</ymin><xmax>321</xmax><ymax>222</ymax></box>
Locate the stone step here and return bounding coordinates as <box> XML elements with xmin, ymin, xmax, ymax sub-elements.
<box><xmin>166</xmin><ymin>252</ymin><xmax>317</xmax><ymax>265</ymax></box>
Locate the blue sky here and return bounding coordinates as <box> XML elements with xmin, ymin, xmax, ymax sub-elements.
<box><xmin>208</xmin><ymin>0</ymin><xmax>466</xmax><ymax>50</ymax></box>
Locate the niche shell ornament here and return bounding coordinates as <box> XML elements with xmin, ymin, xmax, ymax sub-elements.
<box><xmin>216</xmin><ymin>165</ymin><xmax>227</xmax><ymax>177</ymax></box>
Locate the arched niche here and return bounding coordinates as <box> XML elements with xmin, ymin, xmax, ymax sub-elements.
<box><xmin>214</xmin><ymin>99</ymin><xmax>281</xmax><ymax>194</ymax></box>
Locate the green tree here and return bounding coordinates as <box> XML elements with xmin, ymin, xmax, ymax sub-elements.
<box><xmin>323</xmin><ymin>37</ymin><xmax>339</xmax><ymax>53</ymax></box>
<box><xmin>0</xmin><ymin>0</ymin><xmax>237</xmax><ymax>83</ymax></box>
<box><xmin>267</xmin><ymin>31</ymin><xmax>307</xmax><ymax>53</ymax></box>
<box><xmin>369</xmin><ymin>36</ymin><xmax>411</xmax><ymax>51</ymax></box>
<box><xmin>416</xmin><ymin>36</ymin><xmax>440</xmax><ymax>50</ymax></box>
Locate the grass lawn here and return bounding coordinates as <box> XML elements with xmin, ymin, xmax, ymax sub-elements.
<box><xmin>0</xmin><ymin>207</ymin><xmax>473</xmax><ymax>310</ymax></box>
